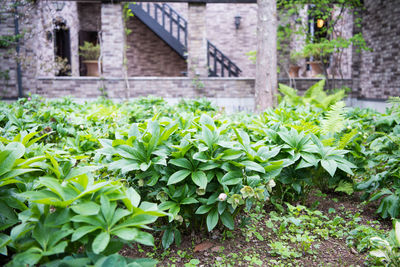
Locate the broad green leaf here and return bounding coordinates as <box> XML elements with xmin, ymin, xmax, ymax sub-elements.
<box><xmin>71</xmin><ymin>201</ymin><xmax>100</xmax><ymax>216</ymax></box>
<box><xmin>100</xmin><ymin>195</ymin><xmax>114</xmax><ymax>225</ymax></box>
<box><xmin>110</xmin><ymin>209</ymin><xmax>132</xmax><ymax>228</ymax></box>
<box><xmin>221</xmin><ymin>149</ymin><xmax>243</xmax><ymax>160</ymax></box>
<box><xmin>0</xmin><ymin>168</ymin><xmax>38</xmax><ymax>180</ymax></box>
<box><xmin>169</xmin><ymin>158</ymin><xmax>192</xmax><ymax>170</ymax></box>
<box><xmin>125</xmin><ymin>187</ymin><xmax>141</xmax><ymax>208</ymax></box>
<box><xmin>0</xmin><ymin>142</ymin><xmax>25</xmax><ymax>177</ymax></box>
<box><xmin>241</xmin><ymin>160</ymin><xmax>265</xmax><ymax>173</ymax></box>
<box><xmin>45</xmin><ymin>152</ymin><xmax>61</xmax><ymax>179</ymax></box>
<box><xmin>92</xmin><ymin>231</ymin><xmax>110</xmax><ymax>254</ymax></box>
<box><xmin>198</xmin><ymin>162</ymin><xmax>220</xmax><ymax>171</ymax></box>
<box><xmin>321</xmin><ymin>159</ymin><xmax>337</xmax><ymax>177</ymax></box>
<box><xmin>202</xmin><ymin>125</ymin><xmax>216</xmax><ymax>148</ymax></box>
<box><xmin>195</xmin><ymin>205</ymin><xmax>212</xmax><ymax>214</ymax></box>
<box><xmin>181</xmin><ymin>197</ymin><xmax>198</xmax><ymax>205</ymax></box>
<box><xmin>206</xmin><ymin>208</ymin><xmax>219</xmax><ymax>232</ymax></box>
<box><xmin>221</xmin><ymin>171</ymin><xmax>242</xmax><ymax>185</ymax></box>
<box><xmin>71</xmin><ymin>215</ymin><xmax>103</xmax><ymax>227</ymax></box>
<box><xmin>10</xmin><ymin>247</ymin><xmax>42</xmax><ymax>266</ymax></box>
<box><xmin>133</xmin><ymin>230</ymin><xmax>154</xmax><ymax>246</ymax></box>
<box><xmin>116</xmin><ymin>214</ymin><xmax>158</xmax><ymax>229</ymax></box>
<box><xmin>112</xmin><ymin>228</ymin><xmax>139</xmax><ymax>241</ymax></box>
<box><xmin>220</xmin><ymin>211</ymin><xmax>234</xmax><ymax>230</ymax></box>
<box><xmin>200</xmin><ymin>114</ymin><xmax>215</xmax><ymax>128</ymax></box>
<box><xmin>162</xmin><ymin>228</ymin><xmax>174</xmax><ymax>249</ymax></box>
<box><xmin>65</xmin><ymin>166</ymin><xmax>99</xmax><ymax>181</ymax></box>
<box><xmin>158</xmin><ymin>201</ymin><xmax>177</xmax><ymax>211</ymax></box>
<box><xmin>395</xmin><ymin>220</ymin><xmax>400</xmax><ymax>245</ymax></box>
<box><xmin>96</xmin><ymin>253</ymin><xmax>127</xmax><ymax>267</ymax></box>
<box><xmin>167</xmin><ymin>170</ymin><xmax>191</xmax><ymax>185</ymax></box>
<box><xmin>128</xmin><ymin>258</ymin><xmax>158</xmax><ymax>267</ymax></box>
<box><xmin>218</xmin><ymin>201</ymin><xmax>227</xmax><ymax>215</ymax></box>
<box><xmin>71</xmin><ymin>226</ymin><xmax>101</xmax><ymax>241</ymax></box>
<box><xmin>256</xmin><ymin>146</ymin><xmax>280</xmax><ymax>161</ymax></box>
<box><xmin>109</xmin><ymin>159</ymin><xmax>140</xmax><ymax>173</ymax></box>
<box><xmin>234</xmin><ymin>129</ymin><xmax>250</xmax><ymax>147</ymax></box>
<box><xmin>191</xmin><ymin>171</ymin><xmax>208</xmax><ymax>189</ymax></box>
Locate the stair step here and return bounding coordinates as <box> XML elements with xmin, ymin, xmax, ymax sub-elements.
<box><xmin>128</xmin><ymin>3</ymin><xmax>241</xmax><ymax>77</ymax></box>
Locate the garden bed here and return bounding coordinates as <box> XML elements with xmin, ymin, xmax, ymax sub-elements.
<box><xmin>0</xmin><ymin>83</ymin><xmax>399</xmax><ymax>267</ymax></box>
<box><xmin>121</xmin><ymin>190</ymin><xmax>391</xmax><ymax>266</ymax></box>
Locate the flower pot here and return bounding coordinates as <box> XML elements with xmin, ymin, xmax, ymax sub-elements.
<box><xmin>307</xmin><ymin>61</ymin><xmax>323</xmax><ymax>77</ymax></box>
<box><xmin>83</xmin><ymin>60</ymin><xmax>100</xmax><ymax>77</ymax></box>
<box><xmin>289</xmin><ymin>65</ymin><xmax>301</xmax><ymax>78</ymax></box>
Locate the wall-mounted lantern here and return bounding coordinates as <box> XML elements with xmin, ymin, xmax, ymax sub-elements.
<box><xmin>316</xmin><ymin>18</ymin><xmax>325</xmax><ymax>28</ymax></box>
<box><xmin>52</xmin><ymin>1</ymin><xmax>65</xmax><ymax>12</ymax></box>
<box><xmin>46</xmin><ymin>31</ymin><xmax>52</xmax><ymax>41</ymax></box>
<box><xmin>234</xmin><ymin>15</ymin><xmax>242</xmax><ymax>30</ymax></box>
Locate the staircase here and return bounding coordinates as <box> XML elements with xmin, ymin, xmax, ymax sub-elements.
<box><xmin>128</xmin><ymin>3</ymin><xmax>242</xmax><ymax>77</ymax></box>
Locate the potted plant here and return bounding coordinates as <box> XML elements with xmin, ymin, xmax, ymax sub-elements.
<box><xmin>301</xmin><ymin>41</ymin><xmax>336</xmax><ymax>77</ymax></box>
<box><xmin>79</xmin><ymin>41</ymin><xmax>100</xmax><ymax>77</ymax></box>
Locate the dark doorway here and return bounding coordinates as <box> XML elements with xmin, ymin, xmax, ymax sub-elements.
<box><xmin>54</xmin><ymin>19</ymin><xmax>71</xmax><ymax>76</ymax></box>
<box><xmin>79</xmin><ymin>30</ymin><xmax>99</xmax><ymax>76</ymax></box>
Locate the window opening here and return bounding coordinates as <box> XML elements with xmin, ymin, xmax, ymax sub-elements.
<box><xmin>54</xmin><ymin>18</ymin><xmax>71</xmax><ymax>76</ymax></box>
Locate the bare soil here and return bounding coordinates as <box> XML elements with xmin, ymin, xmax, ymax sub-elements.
<box><xmin>120</xmin><ymin>191</ymin><xmax>391</xmax><ymax>267</ymax></box>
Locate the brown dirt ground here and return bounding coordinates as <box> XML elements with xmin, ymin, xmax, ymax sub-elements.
<box><xmin>120</xmin><ymin>191</ymin><xmax>392</xmax><ymax>267</ymax></box>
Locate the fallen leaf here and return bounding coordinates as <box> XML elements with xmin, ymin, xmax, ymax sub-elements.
<box><xmin>194</xmin><ymin>241</ymin><xmax>214</xmax><ymax>252</ymax></box>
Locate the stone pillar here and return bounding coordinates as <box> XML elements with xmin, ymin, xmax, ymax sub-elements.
<box><xmin>187</xmin><ymin>3</ymin><xmax>208</xmax><ymax>77</ymax></box>
<box><xmin>101</xmin><ymin>4</ymin><xmax>124</xmax><ymax>77</ymax></box>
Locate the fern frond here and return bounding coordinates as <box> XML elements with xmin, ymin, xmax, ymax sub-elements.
<box><xmin>321</xmin><ymin>101</ymin><xmax>346</xmax><ymax>135</ymax></box>
<box><xmin>321</xmin><ymin>137</ymin><xmax>335</xmax><ymax>146</ymax></box>
<box><xmin>319</xmin><ymin>89</ymin><xmax>346</xmax><ymax>110</ymax></box>
<box><xmin>388</xmin><ymin>96</ymin><xmax>400</xmax><ymax>104</ymax></box>
<box><xmin>278</xmin><ymin>83</ymin><xmax>303</xmax><ymax>105</ymax></box>
<box><xmin>338</xmin><ymin>128</ymin><xmax>358</xmax><ymax>149</ymax></box>
<box><xmin>285</xmin><ymin>121</ymin><xmax>321</xmax><ymax>135</ymax></box>
<box><xmin>304</xmin><ymin>79</ymin><xmax>325</xmax><ymax>98</ymax></box>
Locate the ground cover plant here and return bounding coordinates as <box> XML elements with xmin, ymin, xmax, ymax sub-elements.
<box><xmin>0</xmin><ymin>87</ymin><xmax>399</xmax><ymax>266</ymax></box>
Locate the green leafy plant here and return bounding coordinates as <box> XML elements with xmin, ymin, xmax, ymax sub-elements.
<box><xmin>278</xmin><ymin>79</ymin><xmax>346</xmax><ymax>110</ymax></box>
<box><xmin>369</xmin><ymin>220</ymin><xmax>400</xmax><ymax>266</ymax></box>
<box><xmin>79</xmin><ymin>41</ymin><xmax>100</xmax><ymax>61</ymax></box>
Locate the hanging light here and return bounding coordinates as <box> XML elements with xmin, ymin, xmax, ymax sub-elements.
<box><xmin>234</xmin><ymin>15</ymin><xmax>242</xmax><ymax>30</ymax></box>
<box><xmin>316</xmin><ymin>18</ymin><xmax>324</xmax><ymax>28</ymax></box>
<box><xmin>52</xmin><ymin>1</ymin><xmax>65</xmax><ymax>12</ymax></box>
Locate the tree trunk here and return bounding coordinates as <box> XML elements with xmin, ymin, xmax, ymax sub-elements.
<box><xmin>255</xmin><ymin>0</ymin><xmax>277</xmax><ymax>112</ymax></box>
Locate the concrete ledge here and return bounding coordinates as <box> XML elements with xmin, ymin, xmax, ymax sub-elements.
<box><xmin>34</xmin><ymin>77</ymin><xmax>255</xmax><ymax>99</ymax></box>
<box><xmin>36</xmin><ymin>76</ymin><xmax>256</xmax><ymax>81</ymax></box>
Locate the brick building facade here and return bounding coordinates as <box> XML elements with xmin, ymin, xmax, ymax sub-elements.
<box><xmin>0</xmin><ymin>0</ymin><xmax>399</xmax><ymax>106</ymax></box>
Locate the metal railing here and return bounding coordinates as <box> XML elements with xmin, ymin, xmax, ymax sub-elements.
<box><xmin>207</xmin><ymin>41</ymin><xmax>241</xmax><ymax>77</ymax></box>
<box><xmin>135</xmin><ymin>3</ymin><xmax>187</xmax><ymax>48</ymax></box>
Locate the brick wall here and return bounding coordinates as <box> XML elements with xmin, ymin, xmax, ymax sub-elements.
<box><xmin>32</xmin><ymin>76</ymin><xmax>352</xmax><ymax>99</ymax></box>
<box><xmin>357</xmin><ymin>0</ymin><xmax>400</xmax><ymax>99</ymax></box>
<box><xmin>164</xmin><ymin>2</ymin><xmax>258</xmax><ymax>77</ymax></box>
<box><xmin>78</xmin><ymin>3</ymin><xmax>101</xmax><ymax>32</ymax></box>
<box><xmin>125</xmin><ymin>16</ymin><xmax>187</xmax><ymax>77</ymax></box>
<box><xmin>0</xmin><ymin>1</ymin><xmax>17</xmax><ymax>98</ymax></box>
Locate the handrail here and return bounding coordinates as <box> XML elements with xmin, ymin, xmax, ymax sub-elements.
<box><xmin>207</xmin><ymin>41</ymin><xmax>241</xmax><ymax>77</ymax></box>
<box><xmin>134</xmin><ymin>3</ymin><xmax>187</xmax><ymax>48</ymax></box>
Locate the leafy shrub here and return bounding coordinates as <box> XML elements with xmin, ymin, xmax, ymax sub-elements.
<box><xmin>369</xmin><ymin>220</ymin><xmax>400</xmax><ymax>266</ymax></box>
<box><xmin>0</xmin><ymin>133</ymin><xmax>165</xmax><ymax>266</ymax></box>
<box><xmin>97</xmin><ymin>114</ymin><xmax>277</xmax><ymax>248</ymax></box>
